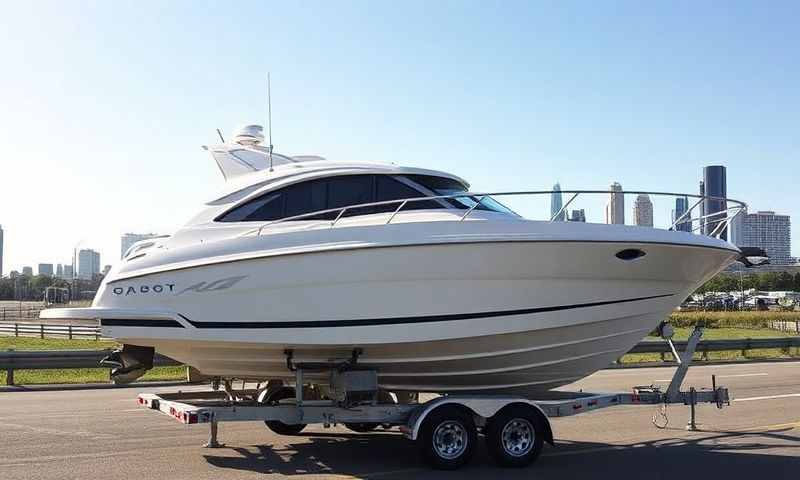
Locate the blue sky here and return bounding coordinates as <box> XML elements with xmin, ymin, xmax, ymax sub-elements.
<box><xmin>1</xmin><ymin>1</ymin><xmax>798</xmax><ymax>272</ymax></box>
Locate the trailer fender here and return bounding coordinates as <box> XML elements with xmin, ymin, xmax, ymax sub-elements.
<box><xmin>405</xmin><ymin>397</ymin><xmax>553</xmax><ymax>445</ymax></box>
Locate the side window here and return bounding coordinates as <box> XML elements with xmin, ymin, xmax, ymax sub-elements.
<box><xmin>284</xmin><ymin>179</ymin><xmax>327</xmax><ymax>218</ymax></box>
<box><xmin>328</xmin><ymin>175</ymin><xmax>375</xmax><ymax>216</ymax></box>
<box><xmin>217</xmin><ymin>192</ymin><xmax>283</xmax><ymax>222</ymax></box>
<box><xmin>374</xmin><ymin>176</ymin><xmax>440</xmax><ymax>212</ymax></box>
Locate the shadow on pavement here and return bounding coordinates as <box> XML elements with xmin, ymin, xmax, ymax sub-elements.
<box><xmin>203</xmin><ymin>426</ymin><xmax>800</xmax><ymax>479</ymax></box>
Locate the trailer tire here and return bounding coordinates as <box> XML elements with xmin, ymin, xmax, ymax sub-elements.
<box><xmin>261</xmin><ymin>386</ymin><xmax>307</xmax><ymax>435</ymax></box>
<box><xmin>418</xmin><ymin>406</ymin><xmax>476</xmax><ymax>470</ymax></box>
<box><xmin>485</xmin><ymin>404</ymin><xmax>544</xmax><ymax>468</ymax></box>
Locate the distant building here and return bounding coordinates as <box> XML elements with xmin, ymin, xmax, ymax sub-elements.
<box><xmin>550</xmin><ymin>183</ymin><xmax>565</xmax><ymax>221</ymax></box>
<box><xmin>22</xmin><ymin>266</ymin><xmax>33</xmax><ymax>276</ymax></box>
<box><xmin>702</xmin><ymin>166</ymin><xmax>727</xmax><ymax>239</ymax></box>
<box><xmin>605</xmin><ymin>182</ymin><xmax>624</xmax><ymax>225</ymax></box>
<box><xmin>121</xmin><ymin>233</ymin><xmax>160</xmax><ymax>259</ymax></box>
<box><xmin>56</xmin><ymin>263</ymin><xmax>63</xmax><ymax>278</ymax></box>
<box><xmin>633</xmin><ymin>194</ymin><xmax>654</xmax><ymax>227</ymax></box>
<box><xmin>739</xmin><ymin>211</ymin><xmax>792</xmax><ymax>265</ymax></box>
<box><xmin>729</xmin><ymin>210</ymin><xmax>744</xmax><ymax>245</ymax></box>
<box><xmin>63</xmin><ymin>264</ymin><xmax>74</xmax><ymax>279</ymax></box>
<box><xmin>78</xmin><ymin>249</ymin><xmax>101</xmax><ymax>279</ymax></box>
<box><xmin>38</xmin><ymin>263</ymin><xmax>54</xmax><ymax>276</ymax></box>
<box><xmin>0</xmin><ymin>224</ymin><xmax>3</xmax><ymax>277</ymax></box>
<box><xmin>569</xmin><ymin>209</ymin><xmax>586</xmax><ymax>222</ymax></box>
<box><xmin>698</xmin><ymin>180</ymin><xmax>705</xmax><ymax>234</ymax></box>
<box><xmin>672</xmin><ymin>196</ymin><xmax>691</xmax><ymax>232</ymax></box>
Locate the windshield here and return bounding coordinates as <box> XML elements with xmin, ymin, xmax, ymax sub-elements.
<box><xmin>406</xmin><ymin>175</ymin><xmax>518</xmax><ymax>216</ymax></box>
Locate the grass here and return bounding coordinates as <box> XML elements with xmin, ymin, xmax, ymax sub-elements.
<box><xmin>0</xmin><ymin>336</ymin><xmax>118</xmax><ymax>351</ymax></box>
<box><xmin>0</xmin><ymin>366</ymin><xmax>187</xmax><ymax>385</ymax></box>
<box><xmin>669</xmin><ymin>310</ymin><xmax>800</xmax><ymax>329</ymax></box>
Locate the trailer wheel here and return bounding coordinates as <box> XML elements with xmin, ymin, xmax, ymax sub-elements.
<box><xmin>260</xmin><ymin>386</ymin><xmax>307</xmax><ymax>435</ymax></box>
<box><xmin>485</xmin><ymin>405</ymin><xmax>544</xmax><ymax>468</ymax></box>
<box><xmin>418</xmin><ymin>406</ymin><xmax>476</xmax><ymax>470</ymax></box>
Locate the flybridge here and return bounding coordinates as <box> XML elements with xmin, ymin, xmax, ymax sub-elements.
<box><xmin>203</xmin><ymin>125</ymin><xmax>325</xmax><ymax>181</ymax></box>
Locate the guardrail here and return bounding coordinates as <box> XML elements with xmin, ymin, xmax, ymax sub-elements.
<box><xmin>2</xmin><ymin>337</ymin><xmax>799</xmax><ymax>386</ymax></box>
<box><xmin>0</xmin><ymin>350</ymin><xmax>181</xmax><ymax>386</ymax></box>
<box><xmin>626</xmin><ymin>337</ymin><xmax>800</xmax><ymax>362</ymax></box>
<box><xmin>0</xmin><ymin>322</ymin><xmax>104</xmax><ymax>340</ymax></box>
<box><xmin>0</xmin><ymin>307</ymin><xmax>44</xmax><ymax>322</ymax></box>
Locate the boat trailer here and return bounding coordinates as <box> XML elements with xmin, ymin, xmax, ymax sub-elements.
<box><xmin>136</xmin><ymin>325</ymin><xmax>729</xmax><ymax>469</ymax></box>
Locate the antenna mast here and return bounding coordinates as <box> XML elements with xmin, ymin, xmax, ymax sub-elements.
<box><xmin>267</xmin><ymin>72</ymin><xmax>274</xmax><ymax>172</ymax></box>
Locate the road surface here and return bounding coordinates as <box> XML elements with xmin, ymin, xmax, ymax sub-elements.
<box><xmin>1</xmin><ymin>360</ymin><xmax>798</xmax><ymax>479</ymax></box>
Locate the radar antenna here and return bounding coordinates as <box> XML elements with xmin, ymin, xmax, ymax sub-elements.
<box><xmin>267</xmin><ymin>72</ymin><xmax>274</xmax><ymax>172</ymax></box>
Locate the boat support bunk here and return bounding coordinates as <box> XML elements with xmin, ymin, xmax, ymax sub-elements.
<box><xmin>136</xmin><ymin>325</ymin><xmax>730</xmax><ymax>470</ymax></box>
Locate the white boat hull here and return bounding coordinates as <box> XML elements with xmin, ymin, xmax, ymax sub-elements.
<box><xmin>46</xmin><ymin>234</ymin><xmax>738</xmax><ymax>395</ymax></box>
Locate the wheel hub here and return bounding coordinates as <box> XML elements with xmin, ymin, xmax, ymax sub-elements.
<box><xmin>433</xmin><ymin>421</ymin><xmax>468</xmax><ymax>459</ymax></box>
<box><xmin>501</xmin><ymin>418</ymin><xmax>534</xmax><ymax>457</ymax></box>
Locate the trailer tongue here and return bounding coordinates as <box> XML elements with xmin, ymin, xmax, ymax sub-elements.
<box><xmin>135</xmin><ymin>326</ymin><xmax>730</xmax><ymax>470</ymax></box>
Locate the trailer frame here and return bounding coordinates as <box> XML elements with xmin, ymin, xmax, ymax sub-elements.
<box><xmin>135</xmin><ymin>326</ymin><xmax>731</xmax><ymax>469</ymax></box>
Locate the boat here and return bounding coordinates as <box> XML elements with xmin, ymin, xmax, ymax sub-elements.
<box><xmin>42</xmin><ymin>125</ymin><xmax>752</xmax><ymax>395</ymax></box>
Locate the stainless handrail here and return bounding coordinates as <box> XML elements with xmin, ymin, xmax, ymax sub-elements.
<box><xmin>251</xmin><ymin>190</ymin><xmax>747</xmax><ymax>240</ymax></box>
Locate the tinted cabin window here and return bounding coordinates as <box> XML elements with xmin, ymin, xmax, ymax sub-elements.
<box><xmin>217</xmin><ymin>192</ymin><xmax>284</xmax><ymax>222</ymax></box>
<box><xmin>407</xmin><ymin>174</ymin><xmax>516</xmax><ymax>215</ymax></box>
<box><xmin>374</xmin><ymin>176</ymin><xmax>439</xmax><ymax>212</ymax></box>
<box><xmin>216</xmin><ymin>174</ymin><xmax>461</xmax><ymax>223</ymax></box>
<box><xmin>284</xmin><ymin>179</ymin><xmax>328</xmax><ymax>218</ymax></box>
<box><xmin>328</xmin><ymin>175</ymin><xmax>375</xmax><ymax>216</ymax></box>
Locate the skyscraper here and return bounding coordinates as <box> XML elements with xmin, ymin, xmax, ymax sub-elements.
<box><xmin>0</xmin><ymin>224</ymin><xmax>3</xmax><ymax>277</ymax></box>
<box><xmin>78</xmin><ymin>249</ymin><xmax>101</xmax><ymax>279</ymax></box>
<box><xmin>698</xmin><ymin>180</ymin><xmax>705</xmax><ymax>233</ymax></box>
<box><xmin>702</xmin><ymin>166</ymin><xmax>727</xmax><ymax>239</ymax></box>
<box><xmin>633</xmin><ymin>194</ymin><xmax>654</xmax><ymax>227</ymax></box>
<box><xmin>672</xmin><ymin>196</ymin><xmax>691</xmax><ymax>232</ymax></box>
<box><xmin>56</xmin><ymin>264</ymin><xmax>63</xmax><ymax>278</ymax></box>
<box><xmin>729</xmin><ymin>210</ymin><xmax>744</xmax><ymax>245</ymax></box>
<box><xmin>550</xmin><ymin>183</ymin><xmax>565</xmax><ymax>221</ymax></box>
<box><xmin>569</xmin><ymin>209</ymin><xmax>586</xmax><ymax>222</ymax></box>
<box><xmin>22</xmin><ymin>266</ymin><xmax>33</xmax><ymax>276</ymax></box>
<box><xmin>121</xmin><ymin>233</ymin><xmax>160</xmax><ymax>259</ymax></box>
<box><xmin>739</xmin><ymin>211</ymin><xmax>792</xmax><ymax>265</ymax></box>
<box><xmin>605</xmin><ymin>182</ymin><xmax>624</xmax><ymax>225</ymax></box>
<box><xmin>38</xmin><ymin>263</ymin><xmax>54</xmax><ymax>276</ymax></box>
<box><xmin>63</xmin><ymin>264</ymin><xmax>74</xmax><ymax>279</ymax></box>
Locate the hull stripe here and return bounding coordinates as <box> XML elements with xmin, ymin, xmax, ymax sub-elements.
<box><xmin>177</xmin><ymin>293</ymin><xmax>674</xmax><ymax>329</ymax></box>
<box><xmin>101</xmin><ymin>319</ymin><xmax>184</xmax><ymax>328</ymax></box>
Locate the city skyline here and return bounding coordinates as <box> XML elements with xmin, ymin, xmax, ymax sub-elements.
<box><xmin>1</xmin><ymin>2</ymin><xmax>799</xmax><ymax>270</ymax></box>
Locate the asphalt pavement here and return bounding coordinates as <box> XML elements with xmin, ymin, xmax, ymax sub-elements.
<box><xmin>1</xmin><ymin>360</ymin><xmax>798</xmax><ymax>479</ymax></box>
